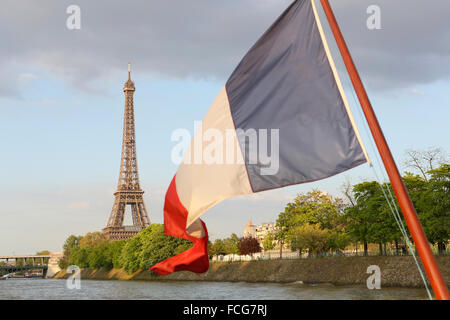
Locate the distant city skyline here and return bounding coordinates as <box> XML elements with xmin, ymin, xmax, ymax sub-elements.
<box><xmin>1</xmin><ymin>0</ymin><xmax>449</xmax><ymax>255</ymax></box>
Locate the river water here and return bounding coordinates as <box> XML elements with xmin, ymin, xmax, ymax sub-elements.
<box><xmin>0</xmin><ymin>279</ymin><xmax>429</xmax><ymax>300</ymax></box>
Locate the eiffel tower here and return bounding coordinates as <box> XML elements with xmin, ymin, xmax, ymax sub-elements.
<box><xmin>103</xmin><ymin>63</ymin><xmax>151</xmax><ymax>241</ymax></box>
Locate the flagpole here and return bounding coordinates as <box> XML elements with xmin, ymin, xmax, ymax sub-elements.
<box><xmin>318</xmin><ymin>0</ymin><xmax>449</xmax><ymax>300</ymax></box>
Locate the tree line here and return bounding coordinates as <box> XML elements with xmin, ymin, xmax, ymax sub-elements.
<box><xmin>60</xmin><ymin>149</ymin><xmax>448</xmax><ymax>271</ymax></box>
<box><xmin>59</xmin><ymin>224</ymin><xmax>192</xmax><ymax>273</ymax></box>
<box><xmin>210</xmin><ymin>149</ymin><xmax>449</xmax><ymax>258</ymax></box>
<box><xmin>60</xmin><ymin>227</ymin><xmax>264</xmax><ymax>273</ymax></box>
<box><xmin>275</xmin><ymin>162</ymin><xmax>449</xmax><ymax>257</ymax></box>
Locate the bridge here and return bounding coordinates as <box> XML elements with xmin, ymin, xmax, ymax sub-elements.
<box><xmin>0</xmin><ymin>252</ymin><xmax>63</xmax><ymax>278</ymax></box>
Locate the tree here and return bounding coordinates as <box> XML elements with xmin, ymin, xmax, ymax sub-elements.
<box><xmin>33</xmin><ymin>250</ymin><xmax>51</xmax><ymax>265</ymax></box>
<box><xmin>59</xmin><ymin>225</ymin><xmax>194</xmax><ymax>273</ymax></box>
<box><xmin>276</xmin><ymin>190</ymin><xmax>346</xmax><ymax>257</ymax></box>
<box><xmin>327</xmin><ymin>230</ymin><xmax>351</xmax><ymax>253</ymax></box>
<box><xmin>63</xmin><ymin>235</ymin><xmax>83</xmax><ymax>252</ymax></box>
<box><xmin>286</xmin><ymin>227</ymin><xmax>304</xmax><ymax>255</ymax></box>
<box><xmin>223</xmin><ymin>233</ymin><xmax>240</xmax><ymax>255</ymax></box>
<box><xmin>120</xmin><ymin>235</ymin><xmax>143</xmax><ymax>274</ymax></box>
<box><xmin>403</xmin><ymin>147</ymin><xmax>448</xmax><ymax>181</ymax></box>
<box><xmin>69</xmin><ymin>246</ymin><xmax>92</xmax><ymax>268</ymax></box>
<box><xmin>287</xmin><ymin>224</ymin><xmax>330</xmax><ymax>256</ymax></box>
<box><xmin>277</xmin><ymin>190</ymin><xmax>344</xmax><ymax>230</ymax></box>
<box><xmin>262</xmin><ymin>233</ymin><xmax>276</xmax><ymax>254</ymax></box>
<box><xmin>137</xmin><ymin>224</ymin><xmax>192</xmax><ymax>272</ymax></box>
<box><xmin>345</xmin><ymin>180</ymin><xmax>407</xmax><ymax>256</ymax></box>
<box><xmin>60</xmin><ymin>235</ymin><xmax>83</xmax><ymax>268</ymax></box>
<box><xmin>80</xmin><ymin>232</ymin><xmax>108</xmax><ymax>248</ymax></box>
<box><xmin>88</xmin><ymin>243</ymin><xmax>113</xmax><ymax>270</ymax></box>
<box><xmin>109</xmin><ymin>240</ymin><xmax>126</xmax><ymax>269</ymax></box>
<box><xmin>345</xmin><ymin>181</ymin><xmax>380</xmax><ymax>256</ymax></box>
<box><xmin>238</xmin><ymin>237</ymin><xmax>261</xmax><ymax>257</ymax></box>
<box><xmin>369</xmin><ymin>183</ymin><xmax>404</xmax><ymax>255</ymax></box>
<box><xmin>209</xmin><ymin>239</ymin><xmax>226</xmax><ymax>257</ymax></box>
<box><xmin>341</xmin><ymin>177</ymin><xmax>356</xmax><ymax>207</ymax></box>
<box><xmin>417</xmin><ymin>164</ymin><xmax>450</xmax><ymax>253</ymax></box>
<box><xmin>36</xmin><ymin>250</ymin><xmax>50</xmax><ymax>255</ymax></box>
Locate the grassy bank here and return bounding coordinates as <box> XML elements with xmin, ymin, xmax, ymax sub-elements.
<box><xmin>54</xmin><ymin>255</ymin><xmax>450</xmax><ymax>288</ymax></box>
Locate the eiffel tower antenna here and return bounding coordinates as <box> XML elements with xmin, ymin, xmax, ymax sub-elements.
<box><xmin>103</xmin><ymin>63</ymin><xmax>151</xmax><ymax>240</ymax></box>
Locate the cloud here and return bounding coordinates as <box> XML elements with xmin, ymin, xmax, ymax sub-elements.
<box><xmin>0</xmin><ymin>0</ymin><xmax>449</xmax><ymax>96</ymax></box>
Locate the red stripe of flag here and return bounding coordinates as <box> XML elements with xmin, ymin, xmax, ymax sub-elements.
<box><xmin>150</xmin><ymin>175</ymin><xmax>209</xmax><ymax>275</ymax></box>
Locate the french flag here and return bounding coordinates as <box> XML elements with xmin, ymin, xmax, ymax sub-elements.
<box><xmin>150</xmin><ymin>0</ymin><xmax>368</xmax><ymax>275</ymax></box>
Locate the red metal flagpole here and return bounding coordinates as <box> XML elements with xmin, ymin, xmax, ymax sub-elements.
<box><xmin>319</xmin><ymin>0</ymin><xmax>449</xmax><ymax>300</ymax></box>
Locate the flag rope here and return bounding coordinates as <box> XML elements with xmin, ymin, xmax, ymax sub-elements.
<box><xmin>312</xmin><ymin>1</ymin><xmax>431</xmax><ymax>295</ymax></box>
<box><xmin>342</xmin><ymin>63</ymin><xmax>433</xmax><ymax>299</ymax></box>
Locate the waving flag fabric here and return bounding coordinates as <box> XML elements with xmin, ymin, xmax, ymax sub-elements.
<box><xmin>150</xmin><ymin>0</ymin><xmax>368</xmax><ymax>275</ymax></box>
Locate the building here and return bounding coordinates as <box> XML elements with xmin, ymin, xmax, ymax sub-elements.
<box><xmin>243</xmin><ymin>220</ymin><xmax>278</xmax><ymax>244</ymax></box>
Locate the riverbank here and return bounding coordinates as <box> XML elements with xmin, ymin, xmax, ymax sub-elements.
<box><xmin>54</xmin><ymin>255</ymin><xmax>450</xmax><ymax>288</ymax></box>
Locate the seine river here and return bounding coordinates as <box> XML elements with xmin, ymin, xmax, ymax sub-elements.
<box><xmin>0</xmin><ymin>279</ymin><xmax>429</xmax><ymax>300</ymax></box>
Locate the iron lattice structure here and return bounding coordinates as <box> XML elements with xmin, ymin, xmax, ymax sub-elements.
<box><xmin>103</xmin><ymin>64</ymin><xmax>151</xmax><ymax>240</ymax></box>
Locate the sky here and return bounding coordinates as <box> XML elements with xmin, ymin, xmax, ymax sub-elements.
<box><xmin>0</xmin><ymin>0</ymin><xmax>449</xmax><ymax>255</ymax></box>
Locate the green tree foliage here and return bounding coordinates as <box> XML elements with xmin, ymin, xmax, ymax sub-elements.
<box><xmin>344</xmin><ymin>181</ymin><xmax>401</xmax><ymax>255</ymax></box>
<box><xmin>120</xmin><ymin>235</ymin><xmax>142</xmax><ymax>274</ymax></box>
<box><xmin>62</xmin><ymin>224</ymin><xmax>193</xmax><ymax>274</ymax></box>
<box><xmin>109</xmin><ymin>240</ymin><xmax>126</xmax><ymax>269</ymax></box>
<box><xmin>60</xmin><ymin>235</ymin><xmax>83</xmax><ymax>268</ymax></box>
<box><xmin>238</xmin><ymin>237</ymin><xmax>261</xmax><ymax>256</ymax></box>
<box><xmin>344</xmin><ymin>164</ymin><xmax>449</xmax><ymax>256</ymax></box>
<box><xmin>276</xmin><ymin>190</ymin><xmax>347</xmax><ymax>254</ymax></box>
<box><xmin>88</xmin><ymin>243</ymin><xmax>113</xmax><ymax>270</ymax></box>
<box><xmin>209</xmin><ymin>233</ymin><xmax>241</xmax><ymax>257</ymax></box>
<box><xmin>174</xmin><ymin>243</ymin><xmax>194</xmax><ymax>256</ymax></box>
<box><xmin>223</xmin><ymin>234</ymin><xmax>240</xmax><ymax>255</ymax></box>
<box><xmin>416</xmin><ymin>164</ymin><xmax>450</xmax><ymax>253</ymax></box>
<box><xmin>209</xmin><ymin>239</ymin><xmax>226</xmax><ymax>256</ymax></box>
<box><xmin>136</xmin><ymin>224</ymin><xmax>192</xmax><ymax>272</ymax></box>
<box><xmin>327</xmin><ymin>230</ymin><xmax>352</xmax><ymax>253</ymax></box>
<box><xmin>287</xmin><ymin>224</ymin><xmax>330</xmax><ymax>256</ymax></box>
<box><xmin>69</xmin><ymin>247</ymin><xmax>92</xmax><ymax>268</ymax></box>
<box><xmin>79</xmin><ymin>232</ymin><xmax>108</xmax><ymax>248</ymax></box>
<box><xmin>262</xmin><ymin>233</ymin><xmax>276</xmax><ymax>252</ymax></box>
<box><xmin>15</xmin><ymin>259</ymin><xmax>25</xmax><ymax>267</ymax></box>
<box><xmin>36</xmin><ymin>250</ymin><xmax>50</xmax><ymax>255</ymax></box>
<box><xmin>29</xmin><ymin>250</ymin><xmax>51</xmax><ymax>265</ymax></box>
<box><xmin>277</xmin><ymin>190</ymin><xmax>343</xmax><ymax>235</ymax></box>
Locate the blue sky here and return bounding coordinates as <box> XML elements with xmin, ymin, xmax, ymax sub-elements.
<box><xmin>0</xmin><ymin>0</ymin><xmax>449</xmax><ymax>255</ymax></box>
